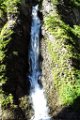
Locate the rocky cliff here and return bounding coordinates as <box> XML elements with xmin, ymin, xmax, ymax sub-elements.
<box><xmin>41</xmin><ymin>0</ymin><xmax>80</xmax><ymax>119</ymax></box>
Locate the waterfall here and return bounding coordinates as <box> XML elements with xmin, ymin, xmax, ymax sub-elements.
<box><xmin>28</xmin><ymin>4</ymin><xmax>50</xmax><ymax>120</ymax></box>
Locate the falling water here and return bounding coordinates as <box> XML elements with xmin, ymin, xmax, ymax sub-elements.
<box><xmin>28</xmin><ymin>4</ymin><xmax>50</xmax><ymax>120</ymax></box>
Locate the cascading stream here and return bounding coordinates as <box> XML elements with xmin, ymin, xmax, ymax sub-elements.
<box><xmin>28</xmin><ymin>4</ymin><xmax>50</xmax><ymax>120</ymax></box>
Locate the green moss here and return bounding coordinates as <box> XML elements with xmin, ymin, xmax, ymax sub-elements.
<box><xmin>51</xmin><ymin>0</ymin><xmax>58</xmax><ymax>5</ymax></box>
<box><xmin>47</xmin><ymin>39</ymin><xmax>80</xmax><ymax>104</ymax></box>
<box><xmin>0</xmin><ymin>0</ymin><xmax>21</xmax><ymax>108</ymax></box>
<box><xmin>51</xmin><ymin>0</ymin><xmax>80</xmax><ymax>8</ymax></box>
<box><xmin>44</xmin><ymin>2</ymin><xmax>80</xmax><ymax>105</ymax></box>
<box><xmin>2</xmin><ymin>94</ymin><xmax>13</xmax><ymax>108</ymax></box>
<box><xmin>0</xmin><ymin>0</ymin><xmax>21</xmax><ymax>14</ymax></box>
<box><xmin>70</xmin><ymin>0</ymin><xmax>80</xmax><ymax>7</ymax></box>
<box><xmin>0</xmin><ymin>23</ymin><xmax>14</xmax><ymax>106</ymax></box>
<box><xmin>72</xmin><ymin>25</ymin><xmax>80</xmax><ymax>38</ymax></box>
<box><xmin>0</xmin><ymin>22</ymin><xmax>14</xmax><ymax>74</ymax></box>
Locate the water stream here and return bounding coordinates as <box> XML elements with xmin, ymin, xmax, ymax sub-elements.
<box><xmin>28</xmin><ymin>5</ymin><xmax>50</xmax><ymax>120</ymax></box>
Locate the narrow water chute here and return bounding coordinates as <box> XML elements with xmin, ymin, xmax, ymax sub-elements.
<box><xmin>28</xmin><ymin>4</ymin><xmax>50</xmax><ymax>120</ymax></box>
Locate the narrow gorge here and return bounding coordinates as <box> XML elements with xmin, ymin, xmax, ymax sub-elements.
<box><xmin>0</xmin><ymin>0</ymin><xmax>80</xmax><ymax>120</ymax></box>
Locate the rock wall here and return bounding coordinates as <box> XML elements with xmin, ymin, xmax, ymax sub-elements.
<box><xmin>41</xmin><ymin>0</ymin><xmax>80</xmax><ymax>119</ymax></box>
<box><xmin>41</xmin><ymin>0</ymin><xmax>60</xmax><ymax>116</ymax></box>
<box><xmin>0</xmin><ymin>0</ymin><xmax>32</xmax><ymax>119</ymax></box>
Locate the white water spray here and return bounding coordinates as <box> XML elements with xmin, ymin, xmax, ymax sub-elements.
<box><xmin>31</xmin><ymin>86</ymin><xmax>50</xmax><ymax>120</ymax></box>
<box><xmin>28</xmin><ymin>4</ymin><xmax>50</xmax><ymax>120</ymax></box>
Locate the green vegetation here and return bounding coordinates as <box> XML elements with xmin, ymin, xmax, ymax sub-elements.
<box><xmin>44</xmin><ymin>0</ymin><xmax>80</xmax><ymax>105</ymax></box>
<box><xmin>0</xmin><ymin>0</ymin><xmax>21</xmax><ymax>13</ymax></box>
<box><xmin>70</xmin><ymin>0</ymin><xmax>80</xmax><ymax>7</ymax></box>
<box><xmin>51</xmin><ymin>0</ymin><xmax>58</xmax><ymax>5</ymax></box>
<box><xmin>0</xmin><ymin>22</ymin><xmax>14</xmax><ymax>106</ymax></box>
<box><xmin>0</xmin><ymin>0</ymin><xmax>21</xmax><ymax>107</ymax></box>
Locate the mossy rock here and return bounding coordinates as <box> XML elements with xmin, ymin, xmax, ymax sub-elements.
<box><xmin>44</xmin><ymin>0</ymin><xmax>80</xmax><ymax>105</ymax></box>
